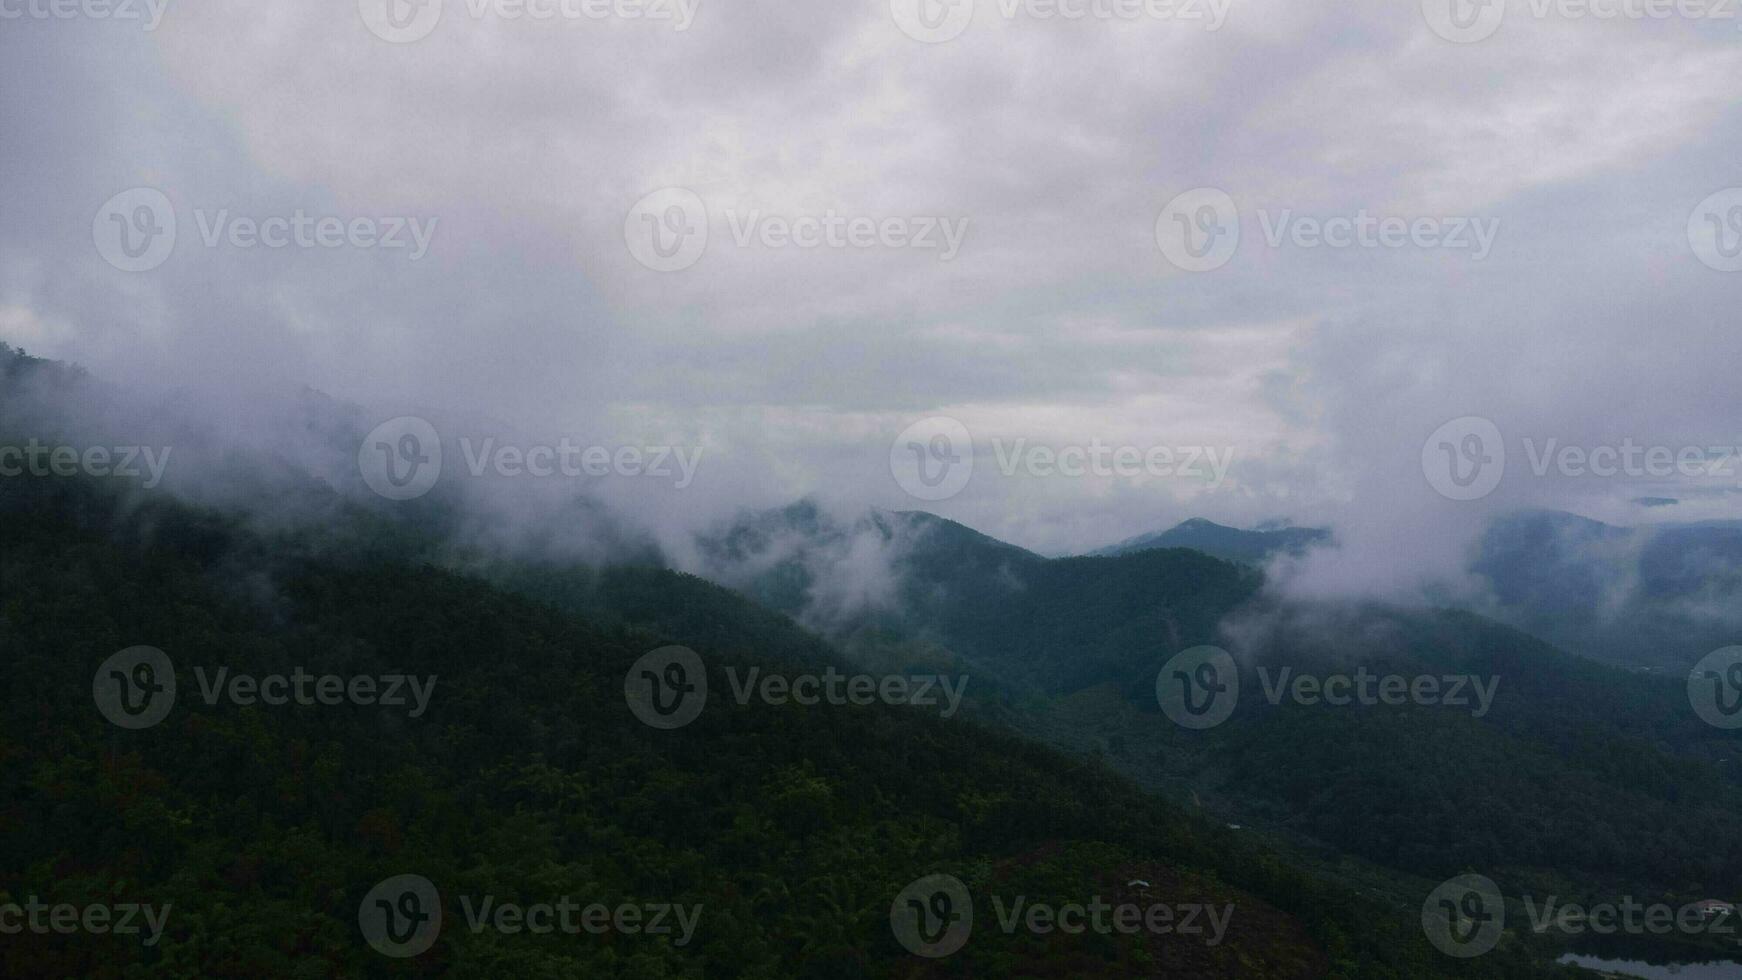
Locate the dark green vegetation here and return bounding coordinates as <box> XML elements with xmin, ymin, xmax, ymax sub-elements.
<box><xmin>0</xmin><ymin>346</ymin><xmax>1708</xmax><ymax>975</ymax></box>
<box><xmin>1</xmin><ymin>473</ymin><xmax>1583</xmax><ymax>976</ymax></box>
<box><xmin>705</xmin><ymin>502</ymin><xmax>1742</xmax><ymax>935</ymax></box>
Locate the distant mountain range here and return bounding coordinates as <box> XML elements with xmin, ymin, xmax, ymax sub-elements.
<box><xmin>11</xmin><ymin>344</ymin><xmax>1742</xmax><ymax>974</ymax></box>
<box><xmin>698</xmin><ymin>502</ymin><xmax>1742</xmax><ymax>673</ymax></box>
<box><xmin>1088</xmin><ymin>518</ymin><xmax>1333</xmax><ymax>563</ymax></box>
<box><xmin>1077</xmin><ymin>510</ymin><xmax>1742</xmax><ymax>672</ymax></box>
<box><xmin>692</xmin><ymin>498</ymin><xmax>1742</xmax><ymax>911</ymax></box>
<box><xmin>1472</xmin><ymin>509</ymin><xmax>1742</xmax><ymax>669</ymax></box>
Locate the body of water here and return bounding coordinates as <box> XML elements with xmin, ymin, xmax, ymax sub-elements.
<box><xmin>1557</xmin><ymin>952</ymin><xmax>1742</xmax><ymax>978</ymax></box>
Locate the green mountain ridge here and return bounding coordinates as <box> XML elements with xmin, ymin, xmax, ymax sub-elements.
<box><xmin>696</xmin><ymin>498</ymin><xmax>1742</xmax><ymax>926</ymax></box>
<box><xmin>1088</xmin><ymin>518</ymin><xmax>1334</xmax><ymax>564</ymax></box>
<box><xmin>0</xmin><ymin>460</ymin><xmax>1571</xmax><ymax>978</ymax></box>
<box><xmin>2</xmin><ymin>345</ymin><xmax>1715</xmax><ymax>975</ymax></box>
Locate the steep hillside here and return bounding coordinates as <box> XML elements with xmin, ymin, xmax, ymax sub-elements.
<box><xmin>0</xmin><ymin>472</ymin><xmax>1561</xmax><ymax>978</ymax></box>
<box><xmin>696</xmin><ymin>499</ymin><xmax>1742</xmax><ymax>928</ymax></box>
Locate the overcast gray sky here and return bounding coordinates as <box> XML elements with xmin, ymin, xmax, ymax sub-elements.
<box><xmin>3</xmin><ymin>0</ymin><xmax>1740</xmax><ymax>591</ymax></box>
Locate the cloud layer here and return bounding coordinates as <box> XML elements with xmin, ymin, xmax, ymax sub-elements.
<box><xmin>3</xmin><ymin>0</ymin><xmax>1739</xmax><ymax>585</ymax></box>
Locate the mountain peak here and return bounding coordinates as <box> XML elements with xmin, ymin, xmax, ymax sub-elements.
<box><xmin>1090</xmin><ymin>518</ymin><xmax>1331</xmax><ymax>563</ymax></box>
